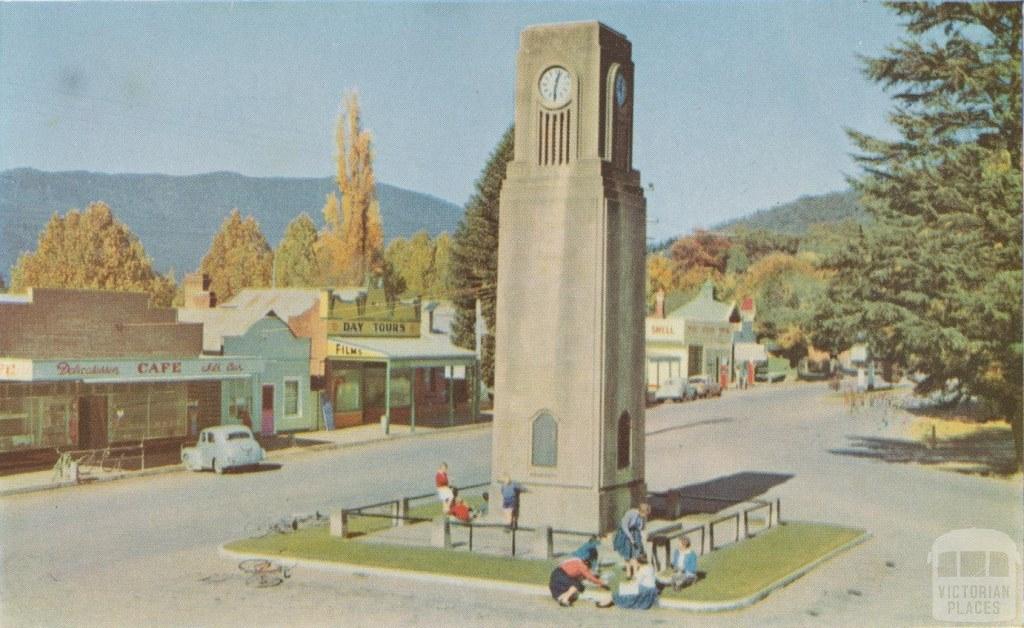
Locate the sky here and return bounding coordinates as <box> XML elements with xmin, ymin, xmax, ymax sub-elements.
<box><xmin>0</xmin><ymin>1</ymin><xmax>905</xmax><ymax>242</ymax></box>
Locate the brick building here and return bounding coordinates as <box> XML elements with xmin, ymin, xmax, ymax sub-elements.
<box><xmin>0</xmin><ymin>288</ymin><xmax>262</xmax><ymax>453</ymax></box>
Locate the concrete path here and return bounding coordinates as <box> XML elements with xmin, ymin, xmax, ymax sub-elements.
<box><xmin>0</xmin><ymin>422</ymin><xmax>487</xmax><ymax>497</ymax></box>
<box><xmin>2</xmin><ymin>383</ymin><xmax>1020</xmax><ymax>627</ymax></box>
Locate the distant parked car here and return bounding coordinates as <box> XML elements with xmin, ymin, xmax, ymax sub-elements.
<box><xmin>182</xmin><ymin>425</ymin><xmax>264</xmax><ymax>474</ymax></box>
<box><xmin>688</xmin><ymin>375</ymin><xmax>722</xmax><ymax>398</ymax></box>
<box><xmin>654</xmin><ymin>377</ymin><xmax>697</xmax><ymax>403</ymax></box>
<box><xmin>755</xmin><ymin>362</ymin><xmax>787</xmax><ymax>383</ymax></box>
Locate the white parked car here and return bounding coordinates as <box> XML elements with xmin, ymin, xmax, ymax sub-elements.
<box><xmin>688</xmin><ymin>375</ymin><xmax>722</xmax><ymax>398</ymax></box>
<box><xmin>654</xmin><ymin>377</ymin><xmax>698</xmax><ymax>403</ymax></box>
<box><xmin>182</xmin><ymin>425</ymin><xmax>264</xmax><ymax>474</ymax></box>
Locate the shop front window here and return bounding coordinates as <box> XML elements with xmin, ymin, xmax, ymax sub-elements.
<box><xmin>0</xmin><ymin>397</ymin><xmax>30</xmax><ymax>450</ymax></box>
<box><xmin>389</xmin><ymin>369</ymin><xmax>411</xmax><ymax>408</ymax></box>
<box><xmin>224</xmin><ymin>379</ymin><xmax>252</xmax><ymax>426</ymax></box>
<box><xmin>334</xmin><ymin>368</ymin><xmax>361</xmax><ymax>413</ymax></box>
<box><xmin>284</xmin><ymin>379</ymin><xmax>300</xmax><ymax>417</ymax></box>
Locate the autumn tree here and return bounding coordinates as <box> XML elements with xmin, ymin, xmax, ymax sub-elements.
<box><xmin>274</xmin><ymin>213</ymin><xmax>320</xmax><ymax>288</ymax></box>
<box><xmin>646</xmin><ymin>253</ymin><xmax>678</xmax><ymax>303</ymax></box>
<box><xmin>450</xmin><ymin>127</ymin><xmax>513</xmax><ymax>386</ymax></box>
<box><xmin>319</xmin><ymin>91</ymin><xmax>384</xmax><ymax>286</ymax></box>
<box><xmin>814</xmin><ymin>3</ymin><xmax>1022</xmax><ymax>463</ymax></box>
<box><xmin>199</xmin><ymin>209</ymin><xmax>273</xmax><ymax>303</ymax></box>
<box><xmin>739</xmin><ymin>252</ymin><xmax>827</xmax><ymax>365</ymax></box>
<box><xmin>669</xmin><ymin>230</ymin><xmax>732</xmax><ymax>274</ymax></box>
<box><xmin>431</xmin><ymin>233</ymin><xmax>453</xmax><ymax>299</ymax></box>
<box><xmin>10</xmin><ymin>202</ymin><xmax>176</xmax><ymax>306</ymax></box>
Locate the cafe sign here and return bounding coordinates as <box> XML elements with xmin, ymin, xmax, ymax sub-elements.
<box><xmin>20</xmin><ymin>357</ymin><xmax>263</xmax><ymax>382</ymax></box>
<box><xmin>0</xmin><ymin>359</ymin><xmax>33</xmax><ymax>381</ymax></box>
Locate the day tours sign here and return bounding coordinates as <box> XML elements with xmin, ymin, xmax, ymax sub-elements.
<box><xmin>325</xmin><ymin>318</ymin><xmax>419</xmax><ymax>338</ymax></box>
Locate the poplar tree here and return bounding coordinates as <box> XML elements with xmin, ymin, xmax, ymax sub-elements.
<box><xmin>10</xmin><ymin>202</ymin><xmax>176</xmax><ymax>306</ymax></box>
<box><xmin>199</xmin><ymin>209</ymin><xmax>273</xmax><ymax>303</ymax></box>
<box><xmin>320</xmin><ymin>91</ymin><xmax>384</xmax><ymax>285</ymax></box>
<box><xmin>816</xmin><ymin>3</ymin><xmax>1022</xmax><ymax>464</ymax></box>
<box><xmin>431</xmin><ymin>233</ymin><xmax>452</xmax><ymax>299</ymax></box>
<box><xmin>450</xmin><ymin>126</ymin><xmax>513</xmax><ymax>386</ymax></box>
<box><xmin>274</xmin><ymin>213</ymin><xmax>320</xmax><ymax>288</ymax></box>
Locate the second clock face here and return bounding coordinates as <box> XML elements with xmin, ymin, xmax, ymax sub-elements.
<box><xmin>615</xmin><ymin>71</ymin><xmax>627</xmax><ymax>107</ymax></box>
<box><xmin>539</xmin><ymin>66</ymin><xmax>572</xmax><ymax>107</ymax></box>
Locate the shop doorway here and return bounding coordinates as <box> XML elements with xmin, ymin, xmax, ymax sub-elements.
<box><xmin>78</xmin><ymin>396</ymin><xmax>108</xmax><ymax>449</ymax></box>
<box><xmin>261</xmin><ymin>385</ymin><xmax>274</xmax><ymax>435</ymax></box>
<box><xmin>362</xmin><ymin>365</ymin><xmax>387</xmax><ymax>424</ymax></box>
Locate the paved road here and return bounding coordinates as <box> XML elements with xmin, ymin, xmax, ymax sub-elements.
<box><xmin>1</xmin><ymin>383</ymin><xmax>1020</xmax><ymax>627</ymax></box>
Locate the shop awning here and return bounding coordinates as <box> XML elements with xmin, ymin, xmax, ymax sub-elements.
<box><xmin>326</xmin><ymin>334</ymin><xmax>477</xmax><ymax>369</ymax></box>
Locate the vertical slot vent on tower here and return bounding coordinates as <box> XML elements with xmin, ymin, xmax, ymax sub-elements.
<box><xmin>539</xmin><ymin>110</ymin><xmax>572</xmax><ymax>166</ymax></box>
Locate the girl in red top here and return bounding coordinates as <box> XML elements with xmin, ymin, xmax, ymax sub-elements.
<box><xmin>548</xmin><ymin>552</ymin><xmax>609</xmax><ymax>607</ymax></box>
<box><xmin>435</xmin><ymin>462</ymin><xmax>453</xmax><ymax>513</ymax></box>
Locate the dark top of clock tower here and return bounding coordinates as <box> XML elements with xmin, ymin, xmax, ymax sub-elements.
<box><xmin>512</xmin><ymin>21</ymin><xmax>635</xmax><ymax>174</ymax></box>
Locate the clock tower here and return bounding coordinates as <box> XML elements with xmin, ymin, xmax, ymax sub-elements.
<box><xmin>491</xmin><ymin>22</ymin><xmax>647</xmax><ymax>533</ymax></box>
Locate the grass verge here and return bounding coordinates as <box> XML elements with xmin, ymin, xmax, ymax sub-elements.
<box><xmin>225</xmin><ymin>520</ymin><xmax>865</xmax><ymax>604</ymax></box>
<box><xmin>663</xmin><ymin>521</ymin><xmax>864</xmax><ymax>601</ymax></box>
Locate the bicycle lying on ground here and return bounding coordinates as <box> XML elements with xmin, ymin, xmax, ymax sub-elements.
<box><xmin>238</xmin><ymin>559</ymin><xmax>293</xmax><ymax>588</ymax></box>
<box><xmin>245</xmin><ymin>511</ymin><xmax>329</xmax><ymax>538</ymax></box>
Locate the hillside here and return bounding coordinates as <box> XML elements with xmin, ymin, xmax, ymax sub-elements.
<box><xmin>713</xmin><ymin>189</ymin><xmax>867</xmax><ymax>235</ymax></box>
<box><xmin>0</xmin><ymin>168</ymin><xmax>463</xmax><ymax>278</ymax></box>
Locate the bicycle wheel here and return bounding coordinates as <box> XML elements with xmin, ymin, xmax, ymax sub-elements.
<box><xmin>246</xmin><ymin>573</ymin><xmax>283</xmax><ymax>588</ymax></box>
<box><xmin>238</xmin><ymin>559</ymin><xmax>272</xmax><ymax>574</ymax></box>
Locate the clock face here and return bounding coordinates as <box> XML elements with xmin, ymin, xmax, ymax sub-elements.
<box><xmin>538</xmin><ymin>67</ymin><xmax>572</xmax><ymax>107</ymax></box>
<box><xmin>615</xmin><ymin>71</ymin><xmax>627</xmax><ymax>107</ymax></box>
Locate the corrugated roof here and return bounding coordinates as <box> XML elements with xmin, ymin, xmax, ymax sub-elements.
<box><xmin>178</xmin><ymin>288</ymin><xmax>321</xmax><ymax>352</ymax></box>
<box><xmin>666</xmin><ymin>280</ymin><xmax>738</xmax><ymax>323</ymax></box>
<box><xmin>221</xmin><ymin>288</ymin><xmax>322</xmax><ymax>319</ymax></box>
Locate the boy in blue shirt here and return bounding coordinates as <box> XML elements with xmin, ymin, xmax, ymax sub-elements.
<box><xmin>670</xmin><ymin>536</ymin><xmax>698</xmax><ymax>590</ymax></box>
<box><xmin>500</xmin><ymin>474</ymin><xmax>520</xmax><ymax>529</ymax></box>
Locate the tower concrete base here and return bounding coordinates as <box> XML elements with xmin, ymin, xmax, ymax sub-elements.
<box><xmin>513</xmin><ymin>480</ymin><xmax>647</xmax><ymax>534</ymax></box>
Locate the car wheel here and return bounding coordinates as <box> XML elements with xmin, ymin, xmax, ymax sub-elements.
<box><xmin>213</xmin><ymin>458</ymin><xmax>224</xmax><ymax>474</ymax></box>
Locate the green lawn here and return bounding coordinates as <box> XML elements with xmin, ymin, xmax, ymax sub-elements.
<box><xmin>226</xmin><ymin>520</ymin><xmax>865</xmax><ymax>604</ymax></box>
<box><xmin>663</xmin><ymin>521</ymin><xmax>865</xmax><ymax>602</ymax></box>
<box><xmin>226</xmin><ymin>525</ymin><xmax>555</xmax><ymax>584</ymax></box>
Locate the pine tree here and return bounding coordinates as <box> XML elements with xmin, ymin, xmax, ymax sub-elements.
<box><xmin>450</xmin><ymin>126</ymin><xmax>513</xmax><ymax>386</ymax></box>
<box><xmin>816</xmin><ymin>2</ymin><xmax>1022</xmax><ymax>465</ymax></box>
<box><xmin>199</xmin><ymin>209</ymin><xmax>273</xmax><ymax>303</ymax></box>
<box><xmin>10</xmin><ymin>202</ymin><xmax>176</xmax><ymax>306</ymax></box>
<box><xmin>275</xmin><ymin>213</ymin><xmax>320</xmax><ymax>288</ymax></box>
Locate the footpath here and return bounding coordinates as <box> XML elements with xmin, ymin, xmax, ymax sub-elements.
<box><xmin>0</xmin><ymin>422</ymin><xmax>490</xmax><ymax>498</ymax></box>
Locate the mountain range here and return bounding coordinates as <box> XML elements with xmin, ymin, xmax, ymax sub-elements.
<box><xmin>713</xmin><ymin>189</ymin><xmax>866</xmax><ymax>234</ymax></box>
<box><xmin>1</xmin><ymin>168</ymin><xmax>867</xmax><ymax>283</ymax></box>
<box><xmin>0</xmin><ymin>168</ymin><xmax>464</xmax><ymax>279</ymax></box>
